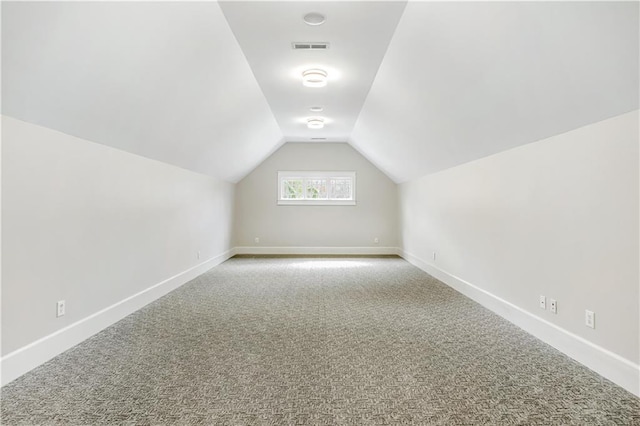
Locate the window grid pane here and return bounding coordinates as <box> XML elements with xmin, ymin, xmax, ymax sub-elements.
<box><xmin>305</xmin><ymin>179</ymin><xmax>328</xmax><ymax>199</ymax></box>
<box><xmin>330</xmin><ymin>179</ymin><xmax>352</xmax><ymax>200</ymax></box>
<box><xmin>282</xmin><ymin>179</ymin><xmax>304</xmax><ymax>199</ymax></box>
<box><xmin>278</xmin><ymin>172</ymin><xmax>355</xmax><ymax>205</ymax></box>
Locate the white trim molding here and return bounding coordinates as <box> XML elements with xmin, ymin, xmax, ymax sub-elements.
<box><xmin>4</xmin><ymin>246</ymin><xmax>637</xmax><ymax>399</ymax></box>
<box><xmin>234</xmin><ymin>246</ymin><xmax>399</xmax><ymax>256</ymax></box>
<box><xmin>1</xmin><ymin>249</ymin><xmax>235</xmax><ymax>387</ymax></box>
<box><xmin>398</xmin><ymin>249</ymin><xmax>640</xmax><ymax>398</ymax></box>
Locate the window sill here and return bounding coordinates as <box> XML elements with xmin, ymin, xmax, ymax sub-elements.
<box><xmin>277</xmin><ymin>200</ymin><xmax>356</xmax><ymax>206</ymax></box>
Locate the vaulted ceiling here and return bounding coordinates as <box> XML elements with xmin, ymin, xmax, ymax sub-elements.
<box><xmin>2</xmin><ymin>1</ymin><xmax>638</xmax><ymax>183</ymax></box>
<box><xmin>2</xmin><ymin>1</ymin><xmax>282</xmax><ymax>183</ymax></box>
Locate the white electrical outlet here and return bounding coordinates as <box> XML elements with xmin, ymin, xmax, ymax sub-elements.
<box><xmin>254</xmin><ymin>237</ymin><xmax>260</xmax><ymax>244</ymax></box>
<box><xmin>539</xmin><ymin>295</ymin><xmax>546</xmax><ymax>310</ymax></box>
<box><xmin>549</xmin><ymin>299</ymin><xmax>557</xmax><ymax>314</ymax></box>
<box><xmin>374</xmin><ymin>237</ymin><xmax>379</xmax><ymax>244</ymax></box>
<box><xmin>585</xmin><ymin>310</ymin><xmax>595</xmax><ymax>328</ymax></box>
<box><xmin>197</xmin><ymin>251</ymin><xmax>201</xmax><ymax>259</ymax></box>
<box><xmin>56</xmin><ymin>300</ymin><xmax>66</xmax><ymax>317</ymax></box>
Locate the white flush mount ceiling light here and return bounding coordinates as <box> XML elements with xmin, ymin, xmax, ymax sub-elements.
<box><xmin>302</xmin><ymin>69</ymin><xmax>328</xmax><ymax>87</ymax></box>
<box><xmin>307</xmin><ymin>117</ymin><xmax>325</xmax><ymax>129</ymax></box>
<box><xmin>310</xmin><ymin>106</ymin><xmax>324</xmax><ymax>112</ymax></box>
<box><xmin>303</xmin><ymin>12</ymin><xmax>326</xmax><ymax>26</ymax></box>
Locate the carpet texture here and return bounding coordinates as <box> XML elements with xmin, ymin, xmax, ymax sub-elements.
<box><xmin>1</xmin><ymin>256</ymin><xmax>639</xmax><ymax>425</ymax></box>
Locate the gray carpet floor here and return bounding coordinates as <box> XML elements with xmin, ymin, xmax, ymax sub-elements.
<box><xmin>1</xmin><ymin>256</ymin><xmax>639</xmax><ymax>425</ymax></box>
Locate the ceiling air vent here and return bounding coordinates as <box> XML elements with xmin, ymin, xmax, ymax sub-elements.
<box><xmin>292</xmin><ymin>42</ymin><xmax>330</xmax><ymax>50</ymax></box>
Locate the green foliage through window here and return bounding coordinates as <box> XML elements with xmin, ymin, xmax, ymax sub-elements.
<box><xmin>282</xmin><ymin>179</ymin><xmax>304</xmax><ymax>199</ymax></box>
<box><xmin>278</xmin><ymin>172</ymin><xmax>355</xmax><ymax>204</ymax></box>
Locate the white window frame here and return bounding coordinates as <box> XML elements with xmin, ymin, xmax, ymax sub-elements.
<box><xmin>277</xmin><ymin>171</ymin><xmax>356</xmax><ymax>206</ymax></box>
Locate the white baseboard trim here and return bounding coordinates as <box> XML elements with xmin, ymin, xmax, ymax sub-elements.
<box><xmin>1</xmin><ymin>249</ymin><xmax>235</xmax><ymax>387</ymax></box>
<box><xmin>5</xmin><ymin>247</ymin><xmax>637</xmax><ymax>397</ymax></box>
<box><xmin>399</xmin><ymin>249</ymin><xmax>640</xmax><ymax>397</ymax></box>
<box><xmin>234</xmin><ymin>246</ymin><xmax>400</xmax><ymax>255</ymax></box>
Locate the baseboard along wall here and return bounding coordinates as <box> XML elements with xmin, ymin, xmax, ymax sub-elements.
<box><xmin>233</xmin><ymin>246</ymin><xmax>399</xmax><ymax>256</ymax></box>
<box><xmin>0</xmin><ymin>249</ymin><xmax>236</xmax><ymax>387</ymax></box>
<box><xmin>398</xmin><ymin>249</ymin><xmax>640</xmax><ymax>398</ymax></box>
<box><xmin>3</xmin><ymin>246</ymin><xmax>637</xmax><ymax>398</ymax></box>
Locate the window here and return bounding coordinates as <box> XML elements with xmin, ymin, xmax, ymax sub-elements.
<box><xmin>278</xmin><ymin>171</ymin><xmax>356</xmax><ymax>205</ymax></box>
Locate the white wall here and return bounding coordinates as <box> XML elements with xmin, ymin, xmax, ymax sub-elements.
<box><xmin>234</xmin><ymin>143</ymin><xmax>398</xmax><ymax>252</ymax></box>
<box><xmin>2</xmin><ymin>1</ymin><xmax>284</xmax><ymax>183</ymax></box>
<box><xmin>350</xmin><ymin>1</ymin><xmax>639</xmax><ymax>183</ymax></box>
<box><xmin>1</xmin><ymin>116</ymin><xmax>235</xmax><ymax>383</ymax></box>
<box><xmin>399</xmin><ymin>111</ymin><xmax>639</xmax><ymax>393</ymax></box>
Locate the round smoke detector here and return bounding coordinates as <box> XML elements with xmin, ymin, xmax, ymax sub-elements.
<box><xmin>303</xmin><ymin>12</ymin><xmax>326</xmax><ymax>26</ymax></box>
<box><xmin>310</xmin><ymin>106</ymin><xmax>324</xmax><ymax>112</ymax></box>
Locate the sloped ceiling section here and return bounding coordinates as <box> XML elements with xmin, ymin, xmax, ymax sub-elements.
<box><xmin>2</xmin><ymin>1</ymin><xmax>282</xmax><ymax>183</ymax></box>
<box><xmin>219</xmin><ymin>1</ymin><xmax>407</xmax><ymax>143</ymax></box>
<box><xmin>351</xmin><ymin>2</ymin><xmax>639</xmax><ymax>183</ymax></box>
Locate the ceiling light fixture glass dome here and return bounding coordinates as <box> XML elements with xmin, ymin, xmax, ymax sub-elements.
<box><xmin>303</xmin><ymin>12</ymin><xmax>326</xmax><ymax>26</ymax></box>
<box><xmin>302</xmin><ymin>69</ymin><xmax>328</xmax><ymax>88</ymax></box>
<box><xmin>307</xmin><ymin>117</ymin><xmax>325</xmax><ymax>129</ymax></box>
